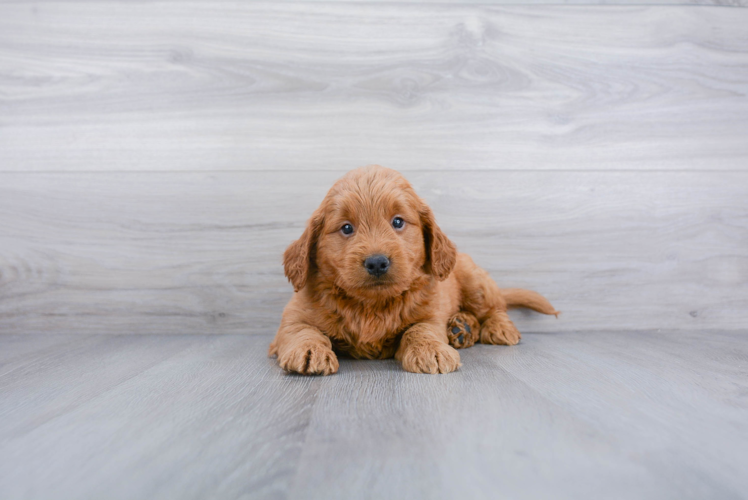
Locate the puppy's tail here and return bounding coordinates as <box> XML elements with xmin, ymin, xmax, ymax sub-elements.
<box><xmin>501</xmin><ymin>288</ymin><xmax>560</xmax><ymax>317</ymax></box>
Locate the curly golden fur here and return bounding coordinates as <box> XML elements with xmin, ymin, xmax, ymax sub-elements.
<box><xmin>269</xmin><ymin>165</ymin><xmax>558</xmax><ymax>375</ymax></box>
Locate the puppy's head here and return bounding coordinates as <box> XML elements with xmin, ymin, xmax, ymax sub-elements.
<box><xmin>284</xmin><ymin>165</ymin><xmax>456</xmax><ymax>299</ymax></box>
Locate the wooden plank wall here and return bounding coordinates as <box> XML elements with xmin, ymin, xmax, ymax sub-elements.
<box><xmin>1</xmin><ymin>2</ymin><xmax>747</xmax><ymax>335</ymax></box>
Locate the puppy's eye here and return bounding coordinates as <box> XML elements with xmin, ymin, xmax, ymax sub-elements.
<box><xmin>392</xmin><ymin>217</ymin><xmax>405</xmax><ymax>230</ymax></box>
<box><xmin>341</xmin><ymin>223</ymin><xmax>354</xmax><ymax>235</ymax></box>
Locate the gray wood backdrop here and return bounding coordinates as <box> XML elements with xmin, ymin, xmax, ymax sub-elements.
<box><xmin>1</xmin><ymin>1</ymin><xmax>747</xmax><ymax>335</ymax></box>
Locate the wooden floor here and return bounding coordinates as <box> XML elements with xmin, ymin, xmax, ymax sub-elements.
<box><xmin>1</xmin><ymin>331</ymin><xmax>746</xmax><ymax>499</ymax></box>
<box><xmin>2</xmin><ymin>0</ymin><xmax>748</xmax><ymax>498</ymax></box>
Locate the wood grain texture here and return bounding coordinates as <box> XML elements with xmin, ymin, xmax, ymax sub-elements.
<box><xmin>1</xmin><ymin>3</ymin><xmax>747</xmax><ymax>172</ymax></box>
<box><xmin>0</xmin><ymin>335</ymin><xmax>323</xmax><ymax>500</ymax></box>
<box><xmin>2</xmin><ymin>0</ymin><xmax>745</xmax><ymax>6</ymax></box>
<box><xmin>1</xmin><ymin>332</ymin><xmax>746</xmax><ymax>499</ymax></box>
<box><xmin>1</xmin><ymin>170</ymin><xmax>746</xmax><ymax>334</ymax></box>
<box><xmin>290</xmin><ymin>330</ymin><xmax>748</xmax><ymax>499</ymax></box>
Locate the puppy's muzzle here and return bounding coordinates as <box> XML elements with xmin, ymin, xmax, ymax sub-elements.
<box><xmin>364</xmin><ymin>254</ymin><xmax>390</xmax><ymax>277</ymax></box>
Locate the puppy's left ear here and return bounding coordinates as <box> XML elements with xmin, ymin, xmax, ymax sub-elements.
<box><xmin>419</xmin><ymin>200</ymin><xmax>457</xmax><ymax>281</ymax></box>
<box><xmin>284</xmin><ymin>208</ymin><xmax>324</xmax><ymax>292</ymax></box>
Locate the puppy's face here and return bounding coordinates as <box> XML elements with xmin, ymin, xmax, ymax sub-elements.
<box><xmin>284</xmin><ymin>166</ymin><xmax>456</xmax><ymax>300</ymax></box>
<box><xmin>315</xmin><ymin>171</ymin><xmax>426</xmax><ymax>299</ymax></box>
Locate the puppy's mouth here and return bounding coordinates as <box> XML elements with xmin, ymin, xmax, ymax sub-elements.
<box><xmin>360</xmin><ymin>274</ymin><xmax>401</xmax><ymax>291</ymax></box>
<box><xmin>365</xmin><ymin>280</ymin><xmax>394</xmax><ymax>288</ymax></box>
<box><xmin>342</xmin><ymin>276</ymin><xmax>407</xmax><ymax>299</ymax></box>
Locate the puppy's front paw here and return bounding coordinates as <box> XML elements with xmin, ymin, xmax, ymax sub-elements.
<box><xmin>278</xmin><ymin>342</ymin><xmax>339</xmax><ymax>375</ymax></box>
<box><xmin>447</xmin><ymin>311</ymin><xmax>480</xmax><ymax>349</ymax></box>
<box><xmin>480</xmin><ymin>311</ymin><xmax>521</xmax><ymax>346</ymax></box>
<box><xmin>399</xmin><ymin>341</ymin><xmax>461</xmax><ymax>374</ymax></box>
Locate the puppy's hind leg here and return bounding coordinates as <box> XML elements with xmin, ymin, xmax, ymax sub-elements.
<box><xmin>479</xmin><ymin>310</ymin><xmax>522</xmax><ymax>346</ymax></box>
<box><xmin>453</xmin><ymin>254</ymin><xmax>532</xmax><ymax>347</ymax></box>
<box><xmin>447</xmin><ymin>311</ymin><xmax>480</xmax><ymax>349</ymax></box>
<box><xmin>479</xmin><ymin>288</ymin><xmax>559</xmax><ymax>345</ymax></box>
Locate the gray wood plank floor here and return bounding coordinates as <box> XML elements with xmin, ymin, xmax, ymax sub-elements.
<box><xmin>1</xmin><ymin>332</ymin><xmax>746</xmax><ymax>499</ymax></box>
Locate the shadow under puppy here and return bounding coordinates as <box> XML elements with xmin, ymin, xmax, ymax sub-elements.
<box><xmin>270</xmin><ymin>165</ymin><xmax>558</xmax><ymax>375</ymax></box>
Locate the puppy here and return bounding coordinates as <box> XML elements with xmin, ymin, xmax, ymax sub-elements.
<box><xmin>269</xmin><ymin>165</ymin><xmax>558</xmax><ymax>375</ymax></box>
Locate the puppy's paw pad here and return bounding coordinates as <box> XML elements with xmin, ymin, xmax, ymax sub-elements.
<box><xmin>400</xmin><ymin>342</ymin><xmax>461</xmax><ymax>374</ymax></box>
<box><xmin>278</xmin><ymin>342</ymin><xmax>339</xmax><ymax>375</ymax></box>
<box><xmin>447</xmin><ymin>312</ymin><xmax>480</xmax><ymax>349</ymax></box>
<box><xmin>480</xmin><ymin>311</ymin><xmax>521</xmax><ymax>346</ymax></box>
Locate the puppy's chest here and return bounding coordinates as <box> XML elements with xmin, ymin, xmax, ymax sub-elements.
<box><xmin>327</xmin><ymin>310</ymin><xmax>415</xmax><ymax>360</ymax></box>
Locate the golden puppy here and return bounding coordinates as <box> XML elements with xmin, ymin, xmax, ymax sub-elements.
<box><xmin>270</xmin><ymin>165</ymin><xmax>558</xmax><ymax>375</ymax></box>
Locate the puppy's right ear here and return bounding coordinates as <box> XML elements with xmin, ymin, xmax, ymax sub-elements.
<box><xmin>283</xmin><ymin>209</ymin><xmax>324</xmax><ymax>292</ymax></box>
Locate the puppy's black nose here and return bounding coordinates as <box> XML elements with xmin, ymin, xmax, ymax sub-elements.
<box><xmin>364</xmin><ymin>254</ymin><xmax>390</xmax><ymax>277</ymax></box>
